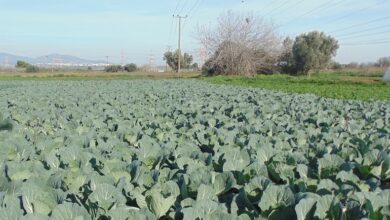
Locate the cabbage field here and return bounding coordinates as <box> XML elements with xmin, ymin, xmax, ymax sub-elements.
<box><xmin>0</xmin><ymin>80</ymin><xmax>389</xmax><ymax>220</ymax></box>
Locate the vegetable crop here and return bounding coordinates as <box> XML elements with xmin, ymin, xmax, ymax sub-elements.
<box><xmin>0</xmin><ymin>80</ymin><xmax>388</xmax><ymax>220</ymax></box>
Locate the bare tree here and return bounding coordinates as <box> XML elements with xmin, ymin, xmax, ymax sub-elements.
<box><xmin>198</xmin><ymin>11</ymin><xmax>282</xmax><ymax>76</ymax></box>
<box><xmin>377</xmin><ymin>57</ymin><xmax>390</xmax><ymax>68</ymax></box>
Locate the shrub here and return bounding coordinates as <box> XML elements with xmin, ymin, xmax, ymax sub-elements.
<box><xmin>124</xmin><ymin>63</ymin><xmax>137</xmax><ymax>72</ymax></box>
<box><xmin>26</xmin><ymin>65</ymin><xmax>40</xmax><ymax>73</ymax></box>
<box><xmin>15</xmin><ymin>60</ymin><xmax>31</xmax><ymax>68</ymax></box>
<box><xmin>105</xmin><ymin>65</ymin><xmax>123</xmax><ymax>72</ymax></box>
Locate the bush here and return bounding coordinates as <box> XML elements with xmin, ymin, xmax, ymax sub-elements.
<box><xmin>15</xmin><ymin>60</ymin><xmax>31</xmax><ymax>68</ymax></box>
<box><xmin>26</xmin><ymin>65</ymin><xmax>40</xmax><ymax>73</ymax></box>
<box><xmin>105</xmin><ymin>65</ymin><xmax>123</xmax><ymax>72</ymax></box>
<box><xmin>202</xmin><ymin>58</ymin><xmax>223</xmax><ymax>76</ymax></box>
<box><xmin>330</xmin><ymin>62</ymin><xmax>343</xmax><ymax>70</ymax></box>
<box><xmin>124</xmin><ymin>63</ymin><xmax>137</xmax><ymax>72</ymax></box>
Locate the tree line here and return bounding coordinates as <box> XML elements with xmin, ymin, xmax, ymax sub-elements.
<box><xmin>194</xmin><ymin>11</ymin><xmax>340</xmax><ymax>76</ymax></box>
<box><xmin>163</xmin><ymin>11</ymin><xmax>346</xmax><ymax>76</ymax></box>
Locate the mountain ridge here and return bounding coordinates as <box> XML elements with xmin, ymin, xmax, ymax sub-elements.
<box><xmin>0</xmin><ymin>52</ymin><xmax>106</xmax><ymax>66</ymax></box>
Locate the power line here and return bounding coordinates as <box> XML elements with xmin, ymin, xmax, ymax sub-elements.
<box><xmin>168</xmin><ymin>0</ymin><xmax>184</xmax><ymax>49</ymax></box>
<box><xmin>263</xmin><ymin>0</ymin><xmax>290</xmax><ymax>17</ymax></box>
<box><xmin>342</xmin><ymin>40</ymin><xmax>390</xmax><ymax>46</ymax></box>
<box><xmin>177</xmin><ymin>0</ymin><xmax>190</xmax><ymax>15</ymax></box>
<box><xmin>335</xmin><ymin>23</ymin><xmax>390</xmax><ymax>38</ymax></box>
<box><xmin>182</xmin><ymin>0</ymin><xmax>205</xmax><ymax>32</ymax></box>
<box><xmin>280</xmin><ymin>0</ymin><xmax>339</xmax><ymax>27</ymax></box>
<box><xmin>338</xmin><ymin>29</ymin><xmax>390</xmax><ymax>40</ymax></box>
<box><xmin>173</xmin><ymin>0</ymin><xmax>182</xmax><ymax>15</ymax></box>
<box><xmin>186</xmin><ymin>0</ymin><xmax>202</xmax><ymax>17</ymax></box>
<box><xmin>269</xmin><ymin>0</ymin><xmax>305</xmax><ymax>17</ymax></box>
<box><xmin>257</xmin><ymin>0</ymin><xmax>280</xmax><ymax>15</ymax></box>
<box><xmin>329</xmin><ymin>15</ymin><xmax>390</xmax><ymax>34</ymax></box>
<box><xmin>314</xmin><ymin>0</ymin><xmax>387</xmax><ymax>28</ymax></box>
<box><xmin>301</xmin><ymin>0</ymin><xmax>345</xmax><ymax>18</ymax></box>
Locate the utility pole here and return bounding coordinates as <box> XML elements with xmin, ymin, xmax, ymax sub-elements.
<box><xmin>166</xmin><ymin>45</ymin><xmax>172</xmax><ymax>72</ymax></box>
<box><xmin>105</xmin><ymin>56</ymin><xmax>109</xmax><ymax>66</ymax></box>
<box><xmin>175</xmin><ymin>15</ymin><xmax>187</xmax><ymax>76</ymax></box>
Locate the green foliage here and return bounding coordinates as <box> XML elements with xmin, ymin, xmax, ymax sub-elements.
<box><xmin>279</xmin><ymin>37</ymin><xmax>296</xmax><ymax>74</ymax></box>
<box><xmin>25</xmin><ymin>65</ymin><xmax>40</xmax><ymax>73</ymax></box>
<box><xmin>330</xmin><ymin>61</ymin><xmax>343</xmax><ymax>70</ymax></box>
<box><xmin>203</xmin><ymin>73</ymin><xmax>390</xmax><ymax>100</ymax></box>
<box><xmin>292</xmin><ymin>31</ymin><xmax>339</xmax><ymax>75</ymax></box>
<box><xmin>202</xmin><ymin>58</ymin><xmax>223</xmax><ymax>76</ymax></box>
<box><xmin>163</xmin><ymin>50</ymin><xmax>193</xmax><ymax>71</ymax></box>
<box><xmin>15</xmin><ymin>60</ymin><xmax>31</xmax><ymax>68</ymax></box>
<box><xmin>191</xmin><ymin>63</ymin><xmax>199</xmax><ymax>70</ymax></box>
<box><xmin>124</xmin><ymin>63</ymin><xmax>137</xmax><ymax>72</ymax></box>
<box><xmin>0</xmin><ymin>80</ymin><xmax>388</xmax><ymax>219</ymax></box>
<box><xmin>104</xmin><ymin>65</ymin><xmax>123</xmax><ymax>72</ymax></box>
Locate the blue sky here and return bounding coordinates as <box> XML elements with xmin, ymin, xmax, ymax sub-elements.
<box><xmin>0</xmin><ymin>0</ymin><xmax>389</xmax><ymax>65</ymax></box>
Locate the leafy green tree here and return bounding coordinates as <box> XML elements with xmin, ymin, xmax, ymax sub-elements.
<box><xmin>15</xmin><ymin>60</ymin><xmax>31</xmax><ymax>68</ymax></box>
<box><xmin>163</xmin><ymin>50</ymin><xmax>193</xmax><ymax>71</ymax></box>
<box><xmin>124</xmin><ymin>63</ymin><xmax>137</xmax><ymax>72</ymax></box>
<box><xmin>292</xmin><ymin>31</ymin><xmax>339</xmax><ymax>75</ymax></box>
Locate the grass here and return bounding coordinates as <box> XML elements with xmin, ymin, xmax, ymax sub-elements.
<box><xmin>203</xmin><ymin>72</ymin><xmax>390</xmax><ymax>101</ymax></box>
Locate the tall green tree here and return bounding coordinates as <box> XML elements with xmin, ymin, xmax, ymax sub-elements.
<box><xmin>163</xmin><ymin>50</ymin><xmax>193</xmax><ymax>72</ymax></box>
<box><xmin>292</xmin><ymin>31</ymin><xmax>339</xmax><ymax>76</ymax></box>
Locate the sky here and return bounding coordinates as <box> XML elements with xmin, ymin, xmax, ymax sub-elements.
<box><xmin>0</xmin><ymin>0</ymin><xmax>389</xmax><ymax>65</ymax></box>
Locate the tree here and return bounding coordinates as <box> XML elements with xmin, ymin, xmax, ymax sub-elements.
<box><xmin>15</xmin><ymin>60</ymin><xmax>31</xmax><ymax>68</ymax></box>
<box><xmin>198</xmin><ymin>11</ymin><xmax>282</xmax><ymax>76</ymax></box>
<box><xmin>346</xmin><ymin>62</ymin><xmax>359</xmax><ymax>69</ymax></box>
<box><xmin>163</xmin><ymin>50</ymin><xmax>193</xmax><ymax>72</ymax></box>
<box><xmin>278</xmin><ymin>37</ymin><xmax>295</xmax><ymax>74</ymax></box>
<box><xmin>104</xmin><ymin>65</ymin><xmax>123</xmax><ymax>72</ymax></box>
<box><xmin>124</xmin><ymin>63</ymin><xmax>137</xmax><ymax>72</ymax></box>
<box><xmin>292</xmin><ymin>31</ymin><xmax>339</xmax><ymax>75</ymax></box>
<box><xmin>377</xmin><ymin>57</ymin><xmax>390</xmax><ymax>68</ymax></box>
<box><xmin>191</xmin><ymin>63</ymin><xmax>199</xmax><ymax>70</ymax></box>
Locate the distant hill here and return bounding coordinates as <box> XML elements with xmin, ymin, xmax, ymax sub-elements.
<box><xmin>0</xmin><ymin>52</ymin><xmax>106</xmax><ymax>66</ymax></box>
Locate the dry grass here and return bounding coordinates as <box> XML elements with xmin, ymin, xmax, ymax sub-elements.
<box><xmin>340</xmin><ymin>76</ymin><xmax>383</xmax><ymax>84</ymax></box>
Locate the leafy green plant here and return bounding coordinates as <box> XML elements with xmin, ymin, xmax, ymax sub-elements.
<box><xmin>0</xmin><ymin>79</ymin><xmax>388</xmax><ymax>219</ymax></box>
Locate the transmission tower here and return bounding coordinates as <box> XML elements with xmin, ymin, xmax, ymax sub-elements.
<box><xmin>120</xmin><ymin>50</ymin><xmax>127</xmax><ymax>66</ymax></box>
<box><xmin>149</xmin><ymin>53</ymin><xmax>155</xmax><ymax>72</ymax></box>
